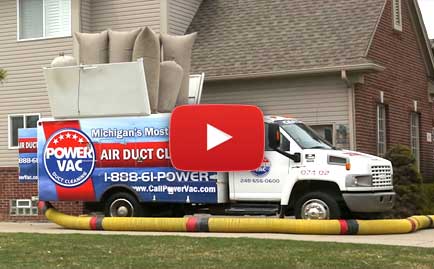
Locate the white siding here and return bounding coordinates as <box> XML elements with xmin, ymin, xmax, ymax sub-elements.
<box><xmin>80</xmin><ymin>0</ymin><xmax>91</xmax><ymax>32</ymax></box>
<box><xmin>168</xmin><ymin>0</ymin><xmax>202</xmax><ymax>35</ymax></box>
<box><xmin>89</xmin><ymin>0</ymin><xmax>161</xmax><ymax>32</ymax></box>
<box><xmin>0</xmin><ymin>0</ymin><xmax>73</xmax><ymax>167</ymax></box>
<box><xmin>0</xmin><ymin>0</ymin><xmax>166</xmax><ymax>167</ymax></box>
<box><xmin>202</xmin><ymin>76</ymin><xmax>350</xmax><ymax>126</ymax></box>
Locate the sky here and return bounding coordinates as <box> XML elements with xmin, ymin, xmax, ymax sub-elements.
<box><xmin>419</xmin><ymin>0</ymin><xmax>434</xmax><ymax>39</ymax></box>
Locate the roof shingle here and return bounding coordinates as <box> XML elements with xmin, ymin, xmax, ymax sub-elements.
<box><xmin>188</xmin><ymin>0</ymin><xmax>386</xmax><ymax>79</ymax></box>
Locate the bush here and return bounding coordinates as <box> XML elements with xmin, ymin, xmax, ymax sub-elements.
<box><xmin>384</xmin><ymin>144</ymin><xmax>424</xmax><ymax>217</ymax></box>
<box><xmin>384</xmin><ymin>144</ymin><xmax>422</xmax><ymax>185</ymax></box>
<box><xmin>421</xmin><ymin>183</ymin><xmax>434</xmax><ymax>215</ymax></box>
<box><xmin>0</xmin><ymin>68</ymin><xmax>6</xmax><ymax>82</ymax></box>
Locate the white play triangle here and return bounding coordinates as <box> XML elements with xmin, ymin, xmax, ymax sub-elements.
<box><xmin>207</xmin><ymin>124</ymin><xmax>233</xmax><ymax>151</ymax></box>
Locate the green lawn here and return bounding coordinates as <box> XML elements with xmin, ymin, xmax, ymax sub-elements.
<box><xmin>0</xmin><ymin>233</ymin><xmax>433</xmax><ymax>269</ymax></box>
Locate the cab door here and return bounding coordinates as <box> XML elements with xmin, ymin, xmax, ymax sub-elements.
<box><xmin>230</xmin><ymin>125</ymin><xmax>290</xmax><ymax>201</ymax></box>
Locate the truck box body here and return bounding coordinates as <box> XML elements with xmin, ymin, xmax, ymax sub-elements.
<box><xmin>20</xmin><ymin>114</ymin><xmax>228</xmax><ymax>204</ymax></box>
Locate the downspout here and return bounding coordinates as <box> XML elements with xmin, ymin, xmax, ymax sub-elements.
<box><xmin>341</xmin><ymin>70</ymin><xmax>356</xmax><ymax>150</ymax></box>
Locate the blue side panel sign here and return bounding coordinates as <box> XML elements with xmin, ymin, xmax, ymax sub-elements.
<box><xmin>18</xmin><ymin>128</ymin><xmax>38</xmax><ymax>182</ymax></box>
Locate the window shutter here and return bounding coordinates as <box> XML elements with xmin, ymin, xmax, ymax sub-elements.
<box><xmin>45</xmin><ymin>0</ymin><xmax>71</xmax><ymax>37</ymax></box>
<box><xmin>392</xmin><ymin>0</ymin><xmax>402</xmax><ymax>31</ymax></box>
<box><xmin>19</xmin><ymin>0</ymin><xmax>44</xmax><ymax>39</ymax></box>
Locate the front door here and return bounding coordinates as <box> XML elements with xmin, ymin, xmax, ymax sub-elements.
<box><xmin>230</xmin><ymin>127</ymin><xmax>290</xmax><ymax>201</ymax></box>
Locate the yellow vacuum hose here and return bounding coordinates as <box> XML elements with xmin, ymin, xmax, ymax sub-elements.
<box><xmin>40</xmin><ymin>202</ymin><xmax>434</xmax><ymax>235</ymax></box>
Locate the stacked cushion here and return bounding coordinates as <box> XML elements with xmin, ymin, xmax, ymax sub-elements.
<box><xmin>73</xmin><ymin>28</ymin><xmax>198</xmax><ymax>114</ymax></box>
<box><xmin>74</xmin><ymin>31</ymin><xmax>109</xmax><ymax>64</ymax></box>
<box><xmin>132</xmin><ymin>27</ymin><xmax>161</xmax><ymax>113</ymax></box>
<box><xmin>161</xmin><ymin>32</ymin><xmax>197</xmax><ymax>106</ymax></box>
<box><xmin>108</xmin><ymin>28</ymin><xmax>141</xmax><ymax>63</ymax></box>
<box><xmin>158</xmin><ymin>61</ymin><xmax>184</xmax><ymax>113</ymax></box>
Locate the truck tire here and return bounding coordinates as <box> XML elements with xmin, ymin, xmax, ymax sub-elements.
<box><xmin>104</xmin><ymin>192</ymin><xmax>144</xmax><ymax>217</ymax></box>
<box><xmin>294</xmin><ymin>192</ymin><xmax>341</xmax><ymax>220</ymax></box>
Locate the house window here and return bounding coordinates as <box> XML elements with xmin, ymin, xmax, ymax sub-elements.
<box><xmin>8</xmin><ymin>114</ymin><xmax>40</xmax><ymax>148</ymax></box>
<box><xmin>18</xmin><ymin>0</ymin><xmax>71</xmax><ymax>40</ymax></box>
<box><xmin>10</xmin><ymin>199</ymin><xmax>38</xmax><ymax>216</ymax></box>
<box><xmin>310</xmin><ymin>125</ymin><xmax>334</xmax><ymax>145</ymax></box>
<box><xmin>377</xmin><ymin>104</ymin><xmax>387</xmax><ymax>156</ymax></box>
<box><xmin>410</xmin><ymin>112</ymin><xmax>420</xmax><ymax>169</ymax></box>
<box><xmin>392</xmin><ymin>0</ymin><xmax>403</xmax><ymax>31</ymax></box>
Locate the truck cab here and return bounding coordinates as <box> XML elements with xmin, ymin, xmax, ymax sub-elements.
<box><xmin>228</xmin><ymin>115</ymin><xmax>395</xmax><ymax>219</ymax></box>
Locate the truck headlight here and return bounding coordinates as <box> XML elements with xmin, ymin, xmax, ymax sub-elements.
<box><xmin>346</xmin><ymin>175</ymin><xmax>372</xmax><ymax>187</ymax></box>
<box><xmin>328</xmin><ymin>156</ymin><xmax>351</xmax><ymax>170</ymax></box>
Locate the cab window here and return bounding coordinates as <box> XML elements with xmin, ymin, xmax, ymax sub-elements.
<box><xmin>265</xmin><ymin>123</ymin><xmax>289</xmax><ymax>151</ymax></box>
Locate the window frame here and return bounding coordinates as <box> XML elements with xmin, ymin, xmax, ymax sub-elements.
<box><xmin>8</xmin><ymin>113</ymin><xmax>40</xmax><ymax>149</ymax></box>
<box><xmin>10</xmin><ymin>199</ymin><xmax>38</xmax><ymax>216</ymax></box>
<box><xmin>410</xmin><ymin>112</ymin><xmax>420</xmax><ymax>170</ymax></box>
<box><xmin>16</xmin><ymin>0</ymin><xmax>72</xmax><ymax>41</ymax></box>
<box><xmin>310</xmin><ymin>124</ymin><xmax>336</xmax><ymax>146</ymax></box>
<box><xmin>377</xmin><ymin>104</ymin><xmax>387</xmax><ymax>157</ymax></box>
<box><xmin>392</xmin><ymin>0</ymin><xmax>403</xmax><ymax>32</ymax></box>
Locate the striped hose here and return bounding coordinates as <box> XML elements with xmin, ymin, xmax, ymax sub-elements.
<box><xmin>39</xmin><ymin>202</ymin><xmax>434</xmax><ymax>235</ymax></box>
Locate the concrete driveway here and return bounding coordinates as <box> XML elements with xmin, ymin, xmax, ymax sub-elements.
<box><xmin>1</xmin><ymin>222</ymin><xmax>433</xmax><ymax>248</ymax></box>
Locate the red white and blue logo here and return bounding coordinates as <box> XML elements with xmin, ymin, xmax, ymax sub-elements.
<box><xmin>43</xmin><ymin>129</ymin><xmax>95</xmax><ymax>187</ymax></box>
<box><xmin>251</xmin><ymin>157</ymin><xmax>271</xmax><ymax>177</ymax></box>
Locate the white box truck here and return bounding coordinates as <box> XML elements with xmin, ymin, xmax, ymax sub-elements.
<box><xmin>18</xmin><ymin>62</ymin><xmax>395</xmax><ymax>219</ymax></box>
<box><xmin>19</xmin><ymin>113</ymin><xmax>395</xmax><ymax>220</ymax></box>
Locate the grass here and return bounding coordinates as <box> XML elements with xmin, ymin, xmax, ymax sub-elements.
<box><xmin>0</xmin><ymin>233</ymin><xmax>433</xmax><ymax>269</ymax></box>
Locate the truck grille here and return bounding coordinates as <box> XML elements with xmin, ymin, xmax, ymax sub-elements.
<box><xmin>371</xmin><ymin>165</ymin><xmax>393</xmax><ymax>187</ymax></box>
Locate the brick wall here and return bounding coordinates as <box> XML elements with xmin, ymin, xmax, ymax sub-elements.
<box><xmin>0</xmin><ymin>167</ymin><xmax>84</xmax><ymax>221</ymax></box>
<box><xmin>355</xmin><ymin>0</ymin><xmax>434</xmax><ymax>181</ymax></box>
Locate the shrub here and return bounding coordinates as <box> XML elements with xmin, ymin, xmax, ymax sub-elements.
<box><xmin>384</xmin><ymin>144</ymin><xmax>422</xmax><ymax>185</ymax></box>
<box><xmin>384</xmin><ymin>144</ymin><xmax>424</xmax><ymax>217</ymax></box>
<box><xmin>421</xmin><ymin>183</ymin><xmax>434</xmax><ymax>215</ymax></box>
<box><xmin>0</xmin><ymin>68</ymin><xmax>6</xmax><ymax>82</ymax></box>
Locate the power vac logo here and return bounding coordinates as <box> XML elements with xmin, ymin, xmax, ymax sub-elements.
<box><xmin>43</xmin><ymin>129</ymin><xmax>95</xmax><ymax>187</ymax></box>
<box><xmin>251</xmin><ymin>157</ymin><xmax>271</xmax><ymax>177</ymax></box>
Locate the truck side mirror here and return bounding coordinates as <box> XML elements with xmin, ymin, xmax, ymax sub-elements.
<box><xmin>268</xmin><ymin>123</ymin><xmax>280</xmax><ymax>149</ymax></box>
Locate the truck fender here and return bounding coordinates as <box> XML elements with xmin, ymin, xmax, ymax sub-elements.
<box><xmin>280</xmin><ymin>171</ymin><xmax>298</xmax><ymax>207</ymax></box>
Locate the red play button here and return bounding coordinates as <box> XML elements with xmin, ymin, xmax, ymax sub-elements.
<box><xmin>170</xmin><ymin>104</ymin><xmax>264</xmax><ymax>171</ymax></box>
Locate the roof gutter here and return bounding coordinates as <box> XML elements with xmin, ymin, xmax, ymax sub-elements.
<box><xmin>205</xmin><ymin>63</ymin><xmax>385</xmax><ymax>82</ymax></box>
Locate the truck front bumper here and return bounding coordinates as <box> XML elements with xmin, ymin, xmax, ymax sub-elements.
<box><xmin>342</xmin><ymin>192</ymin><xmax>395</xmax><ymax>213</ymax></box>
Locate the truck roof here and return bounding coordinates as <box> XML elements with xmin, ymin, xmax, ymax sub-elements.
<box><xmin>263</xmin><ymin>115</ymin><xmax>301</xmax><ymax>124</ymax></box>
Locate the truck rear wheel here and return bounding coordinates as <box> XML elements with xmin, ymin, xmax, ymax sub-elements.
<box><xmin>104</xmin><ymin>192</ymin><xmax>144</xmax><ymax>217</ymax></box>
<box><xmin>294</xmin><ymin>192</ymin><xmax>341</xmax><ymax>220</ymax></box>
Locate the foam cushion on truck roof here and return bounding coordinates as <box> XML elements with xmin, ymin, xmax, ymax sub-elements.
<box><xmin>161</xmin><ymin>32</ymin><xmax>197</xmax><ymax>106</ymax></box>
<box><xmin>74</xmin><ymin>31</ymin><xmax>109</xmax><ymax>64</ymax></box>
<box><xmin>158</xmin><ymin>61</ymin><xmax>183</xmax><ymax>113</ymax></box>
<box><xmin>132</xmin><ymin>27</ymin><xmax>160</xmax><ymax>113</ymax></box>
<box><xmin>108</xmin><ymin>28</ymin><xmax>141</xmax><ymax>63</ymax></box>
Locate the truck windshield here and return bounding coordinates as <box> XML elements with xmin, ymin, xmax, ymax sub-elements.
<box><xmin>281</xmin><ymin>123</ymin><xmax>333</xmax><ymax>149</ymax></box>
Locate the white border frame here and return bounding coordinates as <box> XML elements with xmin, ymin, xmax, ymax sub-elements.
<box><xmin>8</xmin><ymin>113</ymin><xmax>41</xmax><ymax>149</ymax></box>
<box><xmin>16</xmin><ymin>0</ymin><xmax>72</xmax><ymax>41</ymax></box>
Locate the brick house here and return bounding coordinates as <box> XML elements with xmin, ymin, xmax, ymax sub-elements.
<box><xmin>0</xmin><ymin>0</ymin><xmax>433</xmax><ymax>220</ymax></box>
<box><xmin>189</xmin><ymin>0</ymin><xmax>434</xmax><ymax>176</ymax></box>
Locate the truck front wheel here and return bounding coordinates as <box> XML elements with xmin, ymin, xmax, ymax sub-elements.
<box><xmin>104</xmin><ymin>192</ymin><xmax>144</xmax><ymax>217</ymax></box>
<box><xmin>294</xmin><ymin>192</ymin><xmax>341</xmax><ymax>220</ymax></box>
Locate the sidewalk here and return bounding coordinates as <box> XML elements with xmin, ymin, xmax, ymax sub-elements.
<box><xmin>1</xmin><ymin>222</ymin><xmax>433</xmax><ymax>248</ymax></box>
